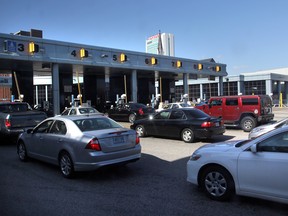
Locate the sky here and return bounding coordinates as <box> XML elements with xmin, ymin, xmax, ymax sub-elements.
<box><xmin>1</xmin><ymin>0</ymin><xmax>288</xmax><ymax>75</ymax></box>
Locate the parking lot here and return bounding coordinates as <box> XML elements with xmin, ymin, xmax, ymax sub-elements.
<box><xmin>0</xmin><ymin>108</ymin><xmax>287</xmax><ymax>216</ymax></box>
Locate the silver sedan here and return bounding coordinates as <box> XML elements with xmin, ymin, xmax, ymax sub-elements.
<box><xmin>248</xmin><ymin>117</ymin><xmax>288</xmax><ymax>139</ymax></box>
<box><xmin>17</xmin><ymin>115</ymin><xmax>141</xmax><ymax>178</ymax></box>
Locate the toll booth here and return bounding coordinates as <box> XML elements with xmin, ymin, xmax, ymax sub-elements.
<box><xmin>0</xmin><ymin>30</ymin><xmax>228</xmax><ymax>114</ymax></box>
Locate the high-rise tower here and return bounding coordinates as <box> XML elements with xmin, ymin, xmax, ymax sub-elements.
<box><xmin>146</xmin><ymin>32</ymin><xmax>175</xmax><ymax>56</ymax></box>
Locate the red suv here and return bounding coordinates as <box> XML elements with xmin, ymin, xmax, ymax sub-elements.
<box><xmin>196</xmin><ymin>95</ymin><xmax>274</xmax><ymax>132</ymax></box>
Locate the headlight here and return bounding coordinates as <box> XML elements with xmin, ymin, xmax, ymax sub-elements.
<box><xmin>189</xmin><ymin>153</ymin><xmax>201</xmax><ymax>161</ymax></box>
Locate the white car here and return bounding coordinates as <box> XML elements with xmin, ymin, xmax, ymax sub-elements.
<box><xmin>156</xmin><ymin>102</ymin><xmax>193</xmax><ymax>112</ymax></box>
<box><xmin>248</xmin><ymin>117</ymin><xmax>288</xmax><ymax>139</ymax></box>
<box><xmin>187</xmin><ymin>126</ymin><xmax>288</xmax><ymax>204</ymax></box>
<box><xmin>61</xmin><ymin>106</ymin><xmax>100</xmax><ymax>115</ymax></box>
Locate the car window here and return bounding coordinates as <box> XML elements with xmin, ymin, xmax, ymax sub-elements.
<box><xmin>170</xmin><ymin>110</ymin><xmax>185</xmax><ymax>120</ymax></box>
<box><xmin>74</xmin><ymin>117</ymin><xmax>122</xmax><ymax>132</ymax></box>
<box><xmin>50</xmin><ymin>120</ymin><xmax>67</xmax><ymax>135</ymax></box>
<box><xmin>154</xmin><ymin>111</ymin><xmax>170</xmax><ymax>119</ymax></box>
<box><xmin>172</xmin><ymin>104</ymin><xmax>179</xmax><ymax>109</ymax></box>
<box><xmin>258</xmin><ymin>132</ymin><xmax>288</xmax><ymax>153</ymax></box>
<box><xmin>132</xmin><ymin>103</ymin><xmax>146</xmax><ymax>109</ymax></box>
<box><xmin>70</xmin><ymin>109</ymin><xmax>76</xmax><ymax>115</ymax></box>
<box><xmin>79</xmin><ymin>108</ymin><xmax>88</xmax><ymax>114</ymax></box>
<box><xmin>79</xmin><ymin>108</ymin><xmax>97</xmax><ymax>114</ymax></box>
<box><xmin>226</xmin><ymin>98</ymin><xmax>238</xmax><ymax>106</ymax></box>
<box><xmin>34</xmin><ymin>120</ymin><xmax>54</xmax><ymax>133</ymax></box>
<box><xmin>210</xmin><ymin>99</ymin><xmax>222</xmax><ymax>106</ymax></box>
<box><xmin>242</xmin><ymin>98</ymin><xmax>258</xmax><ymax>105</ymax></box>
<box><xmin>188</xmin><ymin>109</ymin><xmax>210</xmax><ymax>118</ymax></box>
<box><xmin>61</xmin><ymin>109</ymin><xmax>70</xmax><ymax>115</ymax></box>
<box><xmin>180</xmin><ymin>103</ymin><xmax>192</xmax><ymax>107</ymax></box>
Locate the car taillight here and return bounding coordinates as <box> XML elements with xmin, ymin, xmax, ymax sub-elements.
<box><xmin>85</xmin><ymin>138</ymin><xmax>101</xmax><ymax>151</ymax></box>
<box><xmin>201</xmin><ymin>121</ymin><xmax>215</xmax><ymax>128</ymax></box>
<box><xmin>5</xmin><ymin>115</ymin><xmax>11</xmax><ymax>128</ymax></box>
<box><xmin>138</xmin><ymin>108</ymin><xmax>144</xmax><ymax>115</ymax></box>
<box><xmin>136</xmin><ymin>134</ymin><xmax>140</xmax><ymax>145</ymax></box>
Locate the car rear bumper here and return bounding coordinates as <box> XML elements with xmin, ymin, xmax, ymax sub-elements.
<box><xmin>0</xmin><ymin>128</ymin><xmax>25</xmax><ymax>137</ymax></box>
<box><xmin>74</xmin><ymin>147</ymin><xmax>141</xmax><ymax>171</ymax></box>
<box><xmin>258</xmin><ymin>113</ymin><xmax>274</xmax><ymax>123</ymax></box>
<box><xmin>194</xmin><ymin>126</ymin><xmax>226</xmax><ymax>139</ymax></box>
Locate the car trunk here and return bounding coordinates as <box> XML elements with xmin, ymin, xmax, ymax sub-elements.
<box><xmin>84</xmin><ymin>128</ymin><xmax>137</xmax><ymax>153</ymax></box>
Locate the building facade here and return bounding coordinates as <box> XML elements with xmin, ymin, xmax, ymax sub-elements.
<box><xmin>146</xmin><ymin>33</ymin><xmax>175</xmax><ymax>56</ymax></box>
<box><xmin>175</xmin><ymin>67</ymin><xmax>288</xmax><ymax>105</ymax></box>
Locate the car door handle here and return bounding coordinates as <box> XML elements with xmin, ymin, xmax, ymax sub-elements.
<box><xmin>58</xmin><ymin>139</ymin><xmax>63</xmax><ymax>143</ymax></box>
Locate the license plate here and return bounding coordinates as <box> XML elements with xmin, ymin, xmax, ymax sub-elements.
<box><xmin>215</xmin><ymin>122</ymin><xmax>219</xmax><ymax>126</ymax></box>
<box><xmin>113</xmin><ymin>136</ymin><xmax>124</xmax><ymax>144</ymax></box>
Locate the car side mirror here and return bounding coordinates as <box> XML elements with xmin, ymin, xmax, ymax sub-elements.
<box><xmin>250</xmin><ymin>144</ymin><xmax>257</xmax><ymax>153</ymax></box>
<box><xmin>27</xmin><ymin>128</ymin><xmax>34</xmax><ymax>134</ymax></box>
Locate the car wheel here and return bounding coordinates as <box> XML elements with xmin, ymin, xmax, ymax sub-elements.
<box><xmin>135</xmin><ymin>125</ymin><xmax>146</xmax><ymax>137</ymax></box>
<box><xmin>200</xmin><ymin>166</ymin><xmax>235</xmax><ymax>201</ymax></box>
<box><xmin>240</xmin><ymin>116</ymin><xmax>256</xmax><ymax>132</ymax></box>
<box><xmin>17</xmin><ymin>141</ymin><xmax>28</xmax><ymax>162</ymax></box>
<box><xmin>181</xmin><ymin>128</ymin><xmax>194</xmax><ymax>143</ymax></box>
<box><xmin>59</xmin><ymin>152</ymin><xmax>74</xmax><ymax>178</ymax></box>
<box><xmin>129</xmin><ymin>114</ymin><xmax>136</xmax><ymax>123</ymax></box>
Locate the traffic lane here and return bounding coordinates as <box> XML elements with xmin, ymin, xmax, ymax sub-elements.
<box><xmin>138</xmin><ymin>128</ymin><xmax>244</xmax><ymax>163</ymax></box>
<box><xmin>121</xmin><ymin>121</ymin><xmax>249</xmax><ymax>162</ymax></box>
<box><xmin>1</xmin><ymin>137</ymin><xmax>288</xmax><ymax>216</ymax></box>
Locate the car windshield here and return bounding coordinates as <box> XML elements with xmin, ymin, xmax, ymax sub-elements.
<box><xmin>187</xmin><ymin>109</ymin><xmax>210</xmax><ymax>118</ymax></box>
<box><xmin>0</xmin><ymin>103</ymin><xmax>28</xmax><ymax>112</ymax></box>
<box><xmin>74</xmin><ymin>117</ymin><xmax>122</xmax><ymax>131</ymax></box>
<box><xmin>180</xmin><ymin>103</ymin><xmax>192</xmax><ymax>107</ymax></box>
<box><xmin>130</xmin><ymin>103</ymin><xmax>147</xmax><ymax>109</ymax></box>
<box><xmin>79</xmin><ymin>108</ymin><xmax>99</xmax><ymax>114</ymax></box>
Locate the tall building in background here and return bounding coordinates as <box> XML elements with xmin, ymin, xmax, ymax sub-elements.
<box><xmin>146</xmin><ymin>32</ymin><xmax>174</xmax><ymax>56</ymax></box>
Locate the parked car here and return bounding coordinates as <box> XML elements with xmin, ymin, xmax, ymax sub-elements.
<box><xmin>106</xmin><ymin>102</ymin><xmax>155</xmax><ymax>123</ymax></box>
<box><xmin>60</xmin><ymin>106</ymin><xmax>100</xmax><ymax>115</ymax></box>
<box><xmin>17</xmin><ymin>115</ymin><xmax>141</xmax><ymax>178</ymax></box>
<box><xmin>248</xmin><ymin>117</ymin><xmax>288</xmax><ymax>139</ymax></box>
<box><xmin>156</xmin><ymin>102</ymin><xmax>194</xmax><ymax>112</ymax></box>
<box><xmin>130</xmin><ymin>108</ymin><xmax>225</xmax><ymax>143</ymax></box>
<box><xmin>187</xmin><ymin>126</ymin><xmax>288</xmax><ymax>204</ymax></box>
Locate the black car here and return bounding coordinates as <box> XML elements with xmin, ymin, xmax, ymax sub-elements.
<box><xmin>130</xmin><ymin>108</ymin><xmax>225</xmax><ymax>143</ymax></box>
<box><xmin>107</xmin><ymin>103</ymin><xmax>155</xmax><ymax>123</ymax></box>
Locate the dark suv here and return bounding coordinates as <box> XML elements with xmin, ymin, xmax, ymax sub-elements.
<box><xmin>196</xmin><ymin>95</ymin><xmax>274</xmax><ymax>132</ymax></box>
<box><xmin>107</xmin><ymin>103</ymin><xmax>155</xmax><ymax>123</ymax></box>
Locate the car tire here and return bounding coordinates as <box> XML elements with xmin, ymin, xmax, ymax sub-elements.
<box><xmin>59</xmin><ymin>152</ymin><xmax>74</xmax><ymax>178</ymax></box>
<box><xmin>240</xmin><ymin>116</ymin><xmax>256</xmax><ymax>132</ymax></box>
<box><xmin>129</xmin><ymin>114</ymin><xmax>136</xmax><ymax>123</ymax></box>
<box><xmin>200</xmin><ymin>166</ymin><xmax>235</xmax><ymax>201</ymax></box>
<box><xmin>135</xmin><ymin>125</ymin><xmax>146</xmax><ymax>137</ymax></box>
<box><xmin>181</xmin><ymin>128</ymin><xmax>194</xmax><ymax>143</ymax></box>
<box><xmin>17</xmin><ymin>141</ymin><xmax>28</xmax><ymax>162</ymax></box>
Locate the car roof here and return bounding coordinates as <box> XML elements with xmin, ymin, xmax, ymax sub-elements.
<box><xmin>49</xmin><ymin>114</ymin><xmax>105</xmax><ymax>121</ymax></box>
